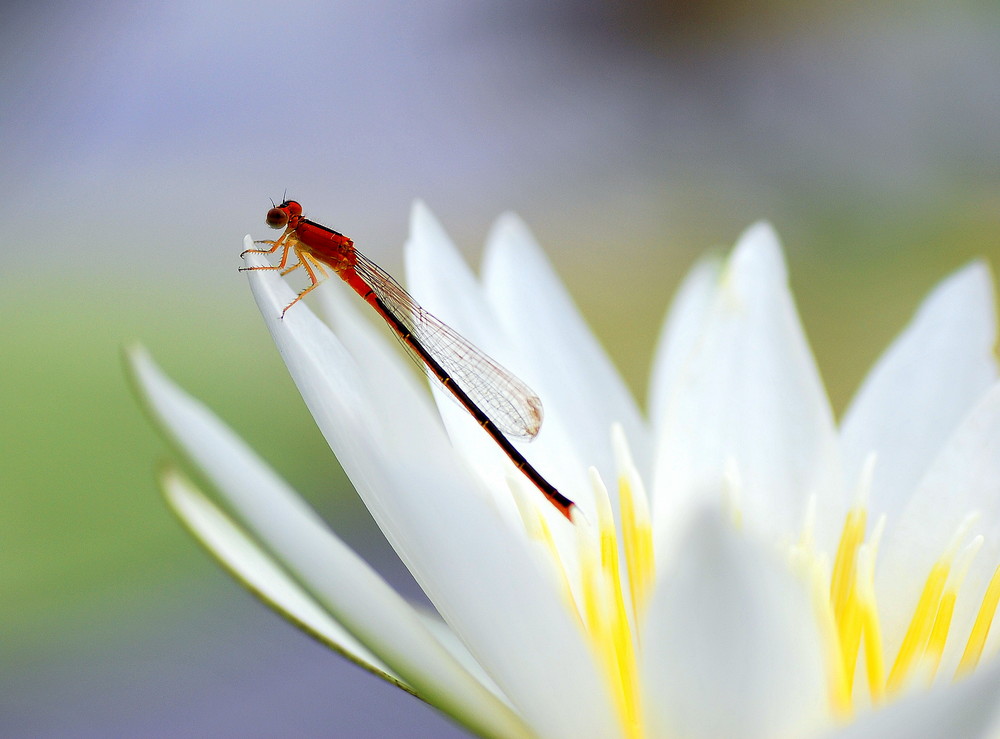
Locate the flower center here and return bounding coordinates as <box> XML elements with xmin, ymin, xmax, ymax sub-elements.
<box><xmin>510</xmin><ymin>425</ymin><xmax>653</xmax><ymax>738</ymax></box>
<box><xmin>798</xmin><ymin>474</ymin><xmax>1000</xmax><ymax>717</ymax></box>
<box><xmin>514</xmin><ymin>433</ymin><xmax>1000</xmax><ymax>734</ymax></box>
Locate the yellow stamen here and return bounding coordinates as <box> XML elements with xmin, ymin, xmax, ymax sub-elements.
<box><xmin>791</xmin><ymin>474</ymin><xmax>1000</xmax><ymax>713</ymax></box>
<box><xmin>925</xmin><ymin>535</ymin><xmax>982</xmax><ymax>680</ymax></box>
<box><xmin>820</xmin><ymin>503</ymin><xmax>891</xmax><ymax>711</ymax></box>
<box><xmin>924</xmin><ymin>590</ymin><xmax>956</xmax><ymax>679</ymax></box>
<box><xmin>589</xmin><ymin>468</ymin><xmax>642</xmax><ymax>738</ymax></box>
<box><xmin>802</xmin><ymin>554</ymin><xmax>852</xmax><ymax>716</ymax></box>
<box><xmin>573</xmin><ymin>511</ymin><xmax>630</xmax><ymax>733</ymax></box>
<box><xmin>886</xmin><ymin>561</ymin><xmax>950</xmax><ymax>694</ymax></box>
<box><xmin>831</xmin><ymin>508</ymin><xmax>867</xmax><ymax>624</ymax></box>
<box><xmin>828</xmin><ymin>456</ymin><xmax>879</xmax><ymax>703</ymax></box>
<box><xmin>838</xmin><ymin>587</ymin><xmax>863</xmax><ymax>697</ymax></box>
<box><xmin>855</xmin><ymin>545</ymin><xmax>885</xmax><ymax>704</ymax></box>
<box><xmin>787</xmin><ymin>510</ymin><xmax>852</xmax><ymax>716</ymax></box>
<box><xmin>957</xmin><ymin>564</ymin><xmax>1000</xmax><ymax>677</ymax></box>
<box><xmin>827</xmin><ymin>506</ymin><xmax>866</xmax><ymax>706</ymax></box>
<box><xmin>619</xmin><ymin>473</ymin><xmax>642</xmax><ymax>614</ymax></box>
<box><xmin>612</xmin><ymin>424</ymin><xmax>654</xmax><ymax>618</ymax></box>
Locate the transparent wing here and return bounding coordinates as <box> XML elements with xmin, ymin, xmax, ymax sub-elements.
<box><xmin>353</xmin><ymin>252</ymin><xmax>543</xmax><ymax>439</ymax></box>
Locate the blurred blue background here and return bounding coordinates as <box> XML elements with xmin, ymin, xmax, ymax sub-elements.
<box><xmin>2</xmin><ymin>0</ymin><xmax>999</xmax><ymax>735</ymax></box>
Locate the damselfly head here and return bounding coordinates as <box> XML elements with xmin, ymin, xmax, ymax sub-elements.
<box><xmin>266</xmin><ymin>200</ymin><xmax>303</xmax><ymax>229</ymax></box>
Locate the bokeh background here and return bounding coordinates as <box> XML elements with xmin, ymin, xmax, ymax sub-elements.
<box><xmin>3</xmin><ymin>0</ymin><xmax>999</xmax><ymax>735</ymax></box>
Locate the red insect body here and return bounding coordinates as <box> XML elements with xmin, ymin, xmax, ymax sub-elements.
<box><xmin>241</xmin><ymin>199</ymin><xmax>576</xmax><ymax>520</ymax></box>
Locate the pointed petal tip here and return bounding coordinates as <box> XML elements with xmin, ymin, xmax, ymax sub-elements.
<box><xmin>731</xmin><ymin>220</ymin><xmax>785</xmax><ymax>270</ymax></box>
<box><xmin>489</xmin><ymin>210</ymin><xmax>529</xmax><ymax>240</ymax></box>
<box><xmin>409</xmin><ymin>197</ymin><xmax>429</xmax><ymax>218</ymax></box>
<box><xmin>406</xmin><ymin>200</ymin><xmax>457</xmax><ymax>264</ymax></box>
<box><xmin>964</xmin><ymin>256</ymin><xmax>991</xmax><ymax>274</ymax></box>
<box><xmin>937</xmin><ymin>259</ymin><xmax>996</xmax><ymax>307</ymax></box>
<box><xmin>720</xmin><ymin>220</ymin><xmax>789</xmax><ymax>292</ymax></box>
<box><xmin>925</xmin><ymin>258</ymin><xmax>998</xmax><ymax>342</ymax></box>
<box><xmin>239</xmin><ymin>249</ymin><xmax>305</xmax><ymax>325</ymax></box>
<box><xmin>121</xmin><ymin>340</ymin><xmax>149</xmax><ymax>369</ymax></box>
<box><xmin>158</xmin><ymin>463</ymin><xmax>188</xmax><ymax>508</ymax></box>
<box><xmin>408</xmin><ymin>199</ymin><xmax>442</xmax><ymax>237</ymax></box>
<box><xmin>122</xmin><ymin>342</ymin><xmax>164</xmax><ymax>410</ymax></box>
<box><xmin>741</xmin><ymin>219</ymin><xmax>780</xmax><ymax>242</ymax></box>
<box><xmin>483</xmin><ymin>210</ymin><xmax>537</xmax><ymax>271</ymax></box>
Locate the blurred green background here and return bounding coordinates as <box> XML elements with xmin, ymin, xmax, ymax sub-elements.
<box><xmin>3</xmin><ymin>0</ymin><xmax>999</xmax><ymax>735</ymax></box>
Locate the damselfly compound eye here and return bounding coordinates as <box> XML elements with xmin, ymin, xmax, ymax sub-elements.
<box><xmin>266</xmin><ymin>207</ymin><xmax>289</xmax><ymax>229</ymax></box>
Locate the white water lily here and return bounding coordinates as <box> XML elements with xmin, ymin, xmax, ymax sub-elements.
<box><xmin>127</xmin><ymin>204</ymin><xmax>1000</xmax><ymax>738</ymax></box>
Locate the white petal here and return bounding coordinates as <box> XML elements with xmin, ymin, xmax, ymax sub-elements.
<box><xmin>648</xmin><ymin>253</ymin><xmax>723</xmax><ymax>436</ymax></box>
<box><xmin>239</xmin><ymin>246</ymin><xmax>622</xmax><ymax>738</ymax></box>
<box><xmin>404</xmin><ymin>201</ymin><xmax>507</xmax><ymax>356</ymax></box>
<box><xmin>482</xmin><ymin>212</ymin><xmax>650</xmax><ymax>491</ymax></box>
<box><xmin>877</xmin><ymin>380</ymin><xmax>1000</xmax><ymax>667</ymax></box>
<box><xmin>404</xmin><ymin>203</ymin><xmax>593</xmax><ymax>526</ymax></box>
<box><xmin>415</xmin><ymin>608</ymin><xmax>508</xmax><ymax>705</ymax></box>
<box><xmin>822</xmin><ymin>658</ymin><xmax>1000</xmax><ymax>739</ymax></box>
<box><xmin>313</xmin><ymin>276</ymin><xmax>437</xmax><ymax>426</ymax></box>
<box><xmin>651</xmin><ymin>223</ymin><xmax>841</xmax><ymax>555</ymax></box>
<box><xmin>841</xmin><ymin>261</ymin><xmax>998</xmax><ymax>518</ymax></box>
<box><xmin>641</xmin><ymin>508</ymin><xmax>829</xmax><ymax>739</ymax></box>
<box><xmin>126</xmin><ymin>343</ymin><xmax>531</xmax><ymax>739</ymax></box>
<box><xmin>160</xmin><ymin>467</ymin><xmax>412</xmax><ymax>694</ymax></box>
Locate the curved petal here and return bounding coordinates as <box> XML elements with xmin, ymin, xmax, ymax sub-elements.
<box><xmin>160</xmin><ymin>467</ymin><xmax>412</xmax><ymax>696</ymax></box>
<box><xmin>641</xmin><ymin>508</ymin><xmax>829</xmax><ymax>739</ymax></box>
<box><xmin>415</xmin><ymin>608</ymin><xmax>508</xmax><ymax>703</ymax></box>
<box><xmin>841</xmin><ymin>261</ymin><xmax>998</xmax><ymax>518</ymax></box>
<box><xmin>877</xmin><ymin>380</ymin><xmax>1000</xmax><ymax>669</ymax></box>
<box><xmin>313</xmin><ymin>275</ymin><xmax>435</xmax><ymax>427</ymax></box>
<box><xmin>821</xmin><ymin>658</ymin><xmax>1000</xmax><ymax>739</ymax></box>
<box><xmin>126</xmin><ymin>343</ymin><xmax>530</xmax><ymax>739</ymax></box>
<box><xmin>651</xmin><ymin>223</ymin><xmax>841</xmax><ymax>556</ymax></box>
<box><xmin>240</xmin><ymin>246</ymin><xmax>622</xmax><ymax>739</ymax></box>
<box><xmin>482</xmin><ymin>212</ymin><xmax>650</xmax><ymax>492</ymax></box>
<box><xmin>648</xmin><ymin>253</ymin><xmax>723</xmax><ymax>437</ymax></box>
